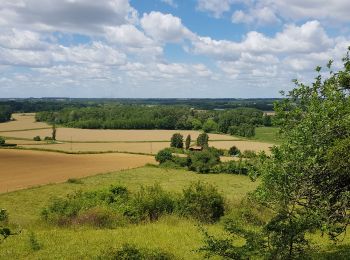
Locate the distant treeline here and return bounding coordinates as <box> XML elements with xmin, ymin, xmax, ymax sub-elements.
<box><xmin>0</xmin><ymin>105</ymin><xmax>12</xmax><ymax>123</ymax></box>
<box><xmin>0</xmin><ymin>98</ymin><xmax>278</xmax><ymax>112</ymax></box>
<box><xmin>36</xmin><ymin>105</ymin><xmax>272</xmax><ymax>137</ymax></box>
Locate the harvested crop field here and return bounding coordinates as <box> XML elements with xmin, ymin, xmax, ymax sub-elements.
<box><xmin>1</xmin><ymin>128</ymin><xmax>237</xmax><ymax>142</ymax></box>
<box><xmin>0</xmin><ymin>113</ymin><xmax>50</xmax><ymax>132</ymax></box>
<box><xmin>0</xmin><ymin>149</ymin><xmax>155</xmax><ymax>193</ymax></box>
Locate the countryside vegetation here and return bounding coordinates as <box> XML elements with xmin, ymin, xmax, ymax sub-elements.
<box><xmin>0</xmin><ymin>49</ymin><xmax>350</xmax><ymax>259</ymax></box>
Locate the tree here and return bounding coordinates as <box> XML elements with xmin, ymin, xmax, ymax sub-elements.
<box><xmin>155</xmin><ymin>149</ymin><xmax>173</xmax><ymax>164</ymax></box>
<box><xmin>0</xmin><ymin>137</ymin><xmax>5</xmax><ymax>145</ymax></box>
<box><xmin>170</xmin><ymin>133</ymin><xmax>183</xmax><ymax>149</ymax></box>
<box><xmin>202</xmin><ymin>119</ymin><xmax>218</xmax><ymax>133</ymax></box>
<box><xmin>197</xmin><ymin>133</ymin><xmax>209</xmax><ymax>148</ymax></box>
<box><xmin>52</xmin><ymin>123</ymin><xmax>56</xmax><ymax>141</ymax></box>
<box><xmin>254</xmin><ymin>50</ymin><xmax>350</xmax><ymax>257</ymax></box>
<box><xmin>202</xmin><ymin>48</ymin><xmax>350</xmax><ymax>259</ymax></box>
<box><xmin>185</xmin><ymin>134</ymin><xmax>191</xmax><ymax>150</ymax></box>
<box><xmin>189</xmin><ymin>150</ymin><xmax>220</xmax><ymax>173</ymax></box>
<box><xmin>228</xmin><ymin>146</ymin><xmax>240</xmax><ymax>156</ymax></box>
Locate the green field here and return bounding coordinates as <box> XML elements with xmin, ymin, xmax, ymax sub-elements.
<box><xmin>1</xmin><ymin>166</ymin><xmax>348</xmax><ymax>259</ymax></box>
<box><xmin>250</xmin><ymin>127</ymin><xmax>281</xmax><ymax>144</ymax></box>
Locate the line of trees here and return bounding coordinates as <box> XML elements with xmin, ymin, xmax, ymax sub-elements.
<box><xmin>35</xmin><ymin>105</ymin><xmax>273</xmax><ymax>138</ymax></box>
<box><xmin>0</xmin><ymin>105</ymin><xmax>12</xmax><ymax>123</ymax></box>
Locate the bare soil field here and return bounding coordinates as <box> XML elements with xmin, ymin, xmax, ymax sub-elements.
<box><xmin>20</xmin><ymin>142</ymin><xmax>170</xmax><ymax>154</ymax></box>
<box><xmin>0</xmin><ymin>113</ymin><xmax>50</xmax><ymax>132</ymax></box>
<box><xmin>0</xmin><ymin>149</ymin><xmax>155</xmax><ymax>193</ymax></box>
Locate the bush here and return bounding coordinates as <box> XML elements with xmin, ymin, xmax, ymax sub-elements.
<box><xmin>177</xmin><ymin>182</ymin><xmax>225</xmax><ymax>223</ymax></box>
<box><xmin>66</xmin><ymin>178</ymin><xmax>83</xmax><ymax>184</ymax></box>
<box><xmin>211</xmin><ymin>161</ymin><xmax>248</xmax><ymax>175</ymax></box>
<box><xmin>241</xmin><ymin>150</ymin><xmax>257</xmax><ymax>158</ymax></box>
<box><xmin>125</xmin><ymin>184</ymin><xmax>175</xmax><ymax>222</ymax></box>
<box><xmin>170</xmin><ymin>133</ymin><xmax>184</xmax><ymax>149</ymax></box>
<box><xmin>188</xmin><ymin>150</ymin><xmax>220</xmax><ymax>173</ymax></box>
<box><xmin>106</xmin><ymin>243</ymin><xmax>175</xmax><ymax>260</ymax></box>
<box><xmin>41</xmin><ymin>185</ymin><xmax>129</xmax><ymax>226</ymax></box>
<box><xmin>228</xmin><ymin>146</ymin><xmax>240</xmax><ymax>156</ymax></box>
<box><xmin>33</xmin><ymin>136</ymin><xmax>41</xmax><ymax>141</ymax></box>
<box><xmin>28</xmin><ymin>232</ymin><xmax>42</xmax><ymax>251</ymax></box>
<box><xmin>0</xmin><ymin>209</ymin><xmax>8</xmax><ymax>223</ymax></box>
<box><xmin>0</xmin><ymin>137</ymin><xmax>5</xmax><ymax>145</ymax></box>
<box><xmin>155</xmin><ymin>149</ymin><xmax>173</xmax><ymax>164</ymax></box>
<box><xmin>44</xmin><ymin>136</ymin><xmax>53</xmax><ymax>141</ymax></box>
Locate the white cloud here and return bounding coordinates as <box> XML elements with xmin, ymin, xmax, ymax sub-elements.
<box><xmin>160</xmin><ymin>0</ymin><xmax>177</xmax><ymax>8</ymax></box>
<box><xmin>232</xmin><ymin>7</ymin><xmax>280</xmax><ymax>25</ymax></box>
<box><xmin>104</xmin><ymin>25</ymin><xmax>154</xmax><ymax>47</ymax></box>
<box><xmin>196</xmin><ymin>0</ymin><xmax>233</xmax><ymax>18</ymax></box>
<box><xmin>0</xmin><ymin>0</ymin><xmax>138</xmax><ymax>34</ymax></box>
<box><xmin>0</xmin><ymin>29</ymin><xmax>48</xmax><ymax>50</ymax></box>
<box><xmin>141</xmin><ymin>11</ymin><xmax>194</xmax><ymax>42</ymax></box>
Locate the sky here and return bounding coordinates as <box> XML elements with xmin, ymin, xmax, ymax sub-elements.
<box><xmin>0</xmin><ymin>0</ymin><xmax>349</xmax><ymax>98</ymax></box>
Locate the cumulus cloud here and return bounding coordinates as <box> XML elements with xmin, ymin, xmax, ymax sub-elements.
<box><xmin>0</xmin><ymin>0</ymin><xmax>138</xmax><ymax>34</ymax></box>
<box><xmin>141</xmin><ymin>12</ymin><xmax>194</xmax><ymax>42</ymax></box>
<box><xmin>196</xmin><ymin>0</ymin><xmax>233</xmax><ymax>18</ymax></box>
<box><xmin>160</xmin><ymin>0</ymin><xmax>177</xmax><ymax>8</ymax></box>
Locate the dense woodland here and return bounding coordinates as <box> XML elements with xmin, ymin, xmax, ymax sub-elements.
<box><xmin>0</xmin><ymin>105</ymin><xmax>12</xmax><ymax>123</ymax></box>
<box><xmin>35</xmin><ymin>106</ymin><xmax>272</xmax><ymax>137</ymax></box>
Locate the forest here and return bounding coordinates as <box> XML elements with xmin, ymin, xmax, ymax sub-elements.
<box><xmin>35</xmin><ymin>105</ymin><xmax>272</xmax><ymax>137</ymax></box>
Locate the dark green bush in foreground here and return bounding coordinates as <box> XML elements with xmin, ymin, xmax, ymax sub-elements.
<box><xmin>103</xmin><ymin>243</ymin><xmax>175</xmax><ymax>260</ymax></box>
<box><xmin>42</xmin><ymin>182</ymin><xmax>226</xmax><ymax>227</ymax></box>
<box><xmin>177</xmin><ymin>182</ymin><xmax>225</xmax><ymax>223</ymax></box>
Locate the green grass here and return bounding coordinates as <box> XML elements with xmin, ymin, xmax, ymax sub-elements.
<box><xmin>0</xmin><ymin>167</ymin><xmax>255</xmax><ymax>259</ymax></box>
<box><xmin>0</xmin><ymin>166</ymin><xmax>348</xmax><ymax>259</ymax></box>
<box><xmin>251</xmin><ymin>127</ymin><xmax>282</xmax><ymax>144</ymax></box>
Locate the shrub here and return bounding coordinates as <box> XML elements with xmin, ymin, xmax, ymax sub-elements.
<box><xmin>188</xmin><ymin>150</ymin><xmax>220</xmax><ymax>173</ymax></box>
<box><xmin>106</xmin><ymin>243</ymin><xmax>175</xmax><ymax>260</ymax></box>
<box><xmin>0</xmin><ymin>136</ymin><xmax>5</xmax><ymax>145</ymax></box>
<box><xmin>44</xmin><ymin>136</ymin><xmax>53</xmax><ymax>141</ymax></box>
<box><xmin>33</xmin><ymin>136</ymin><xmax>41</xmax><ymax>141</ymax></box>
<box><xmin>241</xmin><ymin>150</ymin><xmax>257</xmax><ymax>159</ymax></box>
<box><xmin>125</xmin><ymin>184</ymin><xmax>175</xmax><ymax>222</ymax></box>
<box><xmin>155</xmin><ymin>149</ymin><xmax>173</xmax><ymax>164</ymax></box>
<box><xmin>211</xmin><ymin>161</ymin><xmax>248</xmax><ymax>175</ymax></box>
<box><xmin>228</xmin><ymin>146</ymin><xmax>240</xmax><ymax>156</ymax></box>
<box><xmin>0</xmin><ymin>209</ymin><xmax>8</xmax><ymax>223</ymax></box>
<box><xmin>170</xmin><ymin>133</ymin><xmax>184</xmax><ymax>149</ymax></box>
<box><xmin>66</xmin><ymin>178</ymin><xmax>83</xmax><ymax>184</ymax></box>
<box><xmin>177</xmin><ymin>182</ymin><xmax>225</xmax><ymax>223</ymax></box>
<box><xmin>29</xmin><ymin>232</ymin><xmax>42</xmax><ymax>251</ymax></box>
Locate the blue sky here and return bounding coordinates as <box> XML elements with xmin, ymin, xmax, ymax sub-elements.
<box><xmin>0</xmin><ymin>0</ymin><xmax>349</xmax><ymax>98</ymax></box>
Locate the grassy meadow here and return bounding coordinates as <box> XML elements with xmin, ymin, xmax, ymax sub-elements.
<box><xmin>1</xmin><ymin>166</ymin><xmax>349</xmax><ymax>259</ymax></box>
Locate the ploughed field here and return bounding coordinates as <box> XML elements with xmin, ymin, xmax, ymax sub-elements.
<box><xmin>1</xmin><ymin>113</ymin><xmax>273</xmax><ymax>154</ymax></box>
<box><xmin>0</xmin><ymin>149</ymin><xmax>155</xmax><ymax>193</ymax></box>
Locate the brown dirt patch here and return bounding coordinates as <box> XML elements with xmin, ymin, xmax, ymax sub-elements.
<box><xmin>0</xmin><ymin>113</ymin><xmax>49</xmax><ymax>132</ymax></box>
<box><xmin>0</xmin><ymin>149</ymin><xmax>155</xmax><ymax>193</ymax></box>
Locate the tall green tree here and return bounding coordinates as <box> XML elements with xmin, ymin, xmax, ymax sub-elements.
<box><xmin>197</xmin><ymin>133</ymin><xmax>209</xmax><ymax>148</ymax></box>
<box><xmin>254</xmin><ymin>49</ymin><xmax>350</xmax><ymax>257</ymax></box>
<box><xmin>170</xmin><ymin>133</ymin><xmax>184</xmax><ymax>149</ymax></box>
<box><xmin>185</xmin><ymin>135</ymin><xmax>191</xmax><ymax>150</ymax></box>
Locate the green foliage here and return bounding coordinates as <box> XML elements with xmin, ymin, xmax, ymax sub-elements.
<box><xmin>211</xmin><ymin>160</ymin><xmax>248</xmax><ymax>175</ymax></box>
<box><xmin>29</xmin><ymin>232</ymin><xmax>42</xmax><ymax>251</ymax></box>
<box><xmin>188</xmin><ymin>149</ymin><xmax>220</xmax><ymax>173</ymax></box>
<box><xmin>33</xmin><ymin>136</ymin><xmax>41</xmax><ymax>141</ymax></box>
<box><xmin>202</xmin><ymin>119</ymin><xmax>218</xmax><ymax>133</ymax></box>
<box><xmin>177</xmin><ymin>182</ymin><xmax>225</xmax><ymax>223</ymax></box>
<box><xmin>52</xmin><ymin>124</ymin><xmax>56</xmax><ymax>141</ymax></box>
<box><xmin>170</xmin><ymin>133</ymin><xmax>183</xmax><ymax>149</ymax></box>
<box><xmin>185</xmin><ymin>134</ymin><xmax>191</xmax><ymax>150</ymax></box>
<box><xmin>196</xmin><ymin>133</ymin><xmax>209</xmax><ymax>148</ymax></box>
<box><xmin>240</xmin><ymin>150</ymin><xmax>257</xmax><ymax>159</ymax></box>
<box><xmin>0</xmin><ymin>105</ymin><xmax>12</xmax><ymax>123</ymax></box>
<box><xmin>0</xmin><ymin>137</ymin><xmax>5</xmax><ymax>145</ymax></box>
<box><xmin>66</xmin><ymin>178</ymin><xmax>83</xmax><ymax>184</ymax></box>
<box><xmin>44</xmin><ymin>136</ymin><xmax>53</xmax><ymax>141</ymax></box>
<box><xmin>125</xmin><ymin>184</ymin><xmax>175</xmax><ymax>222</ymax></box>
<box><xmin>228</xmin><ymin>123</ymin><xmax>255</xmax><ymax>137</ymax></box>
<box><xmin>105</xmin><ymin>243</ymin><xmax>175</xmax><ymax>260</ymax></box>
<box><xmin>155</xmin><ymin>149</ymin><xmax>173</xmax><ymax>164</ymax></box>
<box><xmin>228</xmin><ymin>146</ymin><xmax>240</xmax><ymax>156</ymax></box>
<box><xmin>253</xmin><ymin>48</ymin><xmax>350</xmax><ymax>257</ymax></box>
<box><xmin>0</xmin><ymin>209</ymin><xmax>8</xmax><ymax>223</ymax></box>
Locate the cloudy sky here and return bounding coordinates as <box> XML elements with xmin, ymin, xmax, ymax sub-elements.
<box><xmin>0</xmin><ymin>0</ymin><xmax>349</xmax><ymax>98</ymax></box>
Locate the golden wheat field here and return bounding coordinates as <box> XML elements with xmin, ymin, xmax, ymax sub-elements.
<box><xmin>0</xmin><ymin>113</ymin><xmax>50</xmax><ymax>132</ymax></box>
<box><xmin>0</xmin><ymin>149</ymin><xmax>155</xmax><ymax>193</ymax></box>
